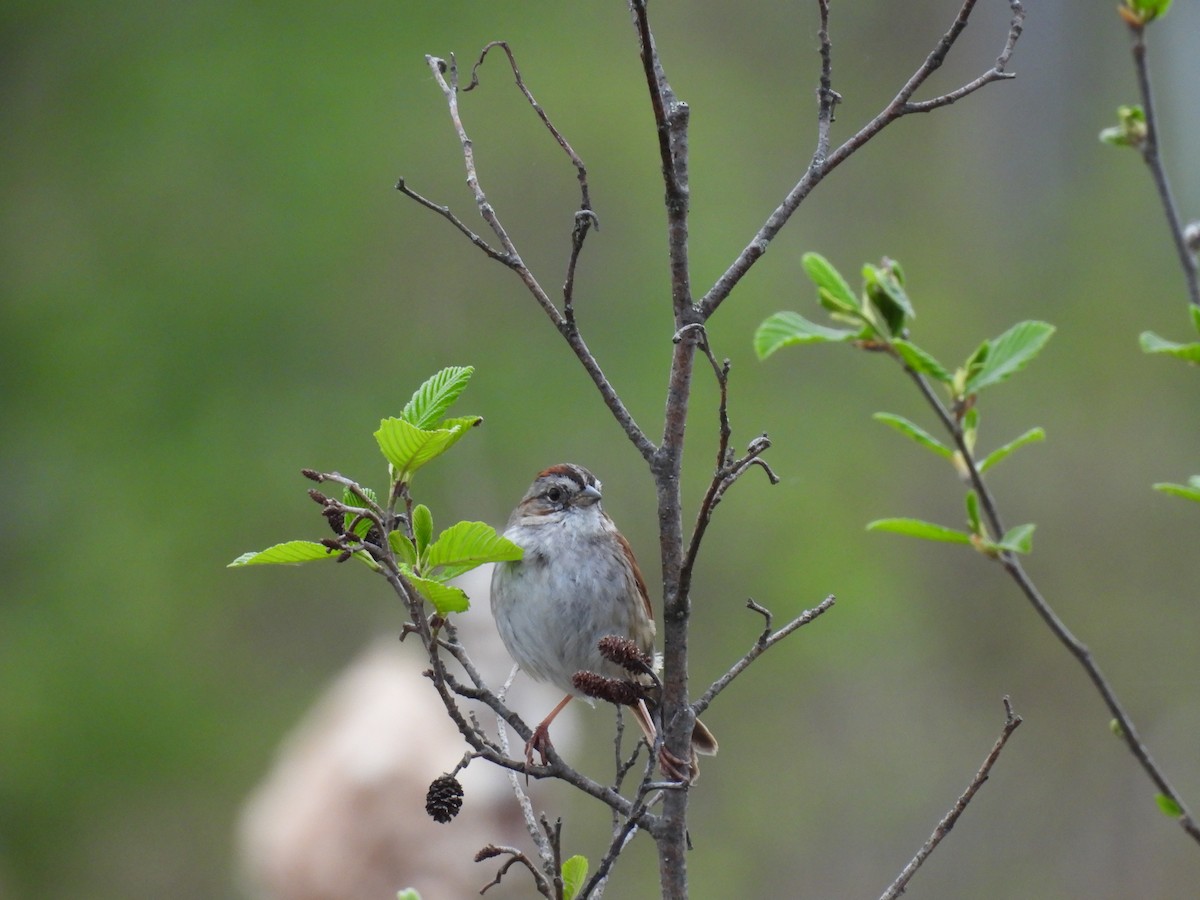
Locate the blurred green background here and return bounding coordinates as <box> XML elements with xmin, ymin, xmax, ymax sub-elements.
<box><xmin>3</xmin><ymin>1</ymin><xmax>1199</xmax><ymax>897</ymax></box>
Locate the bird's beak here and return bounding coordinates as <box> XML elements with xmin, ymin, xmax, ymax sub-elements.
<box><xmin>578</xmin><ymin>483</ymin><xmax>602</xmax><ymax>506</ymax></box>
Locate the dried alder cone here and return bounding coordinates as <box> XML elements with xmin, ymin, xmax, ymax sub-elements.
<box><xmin>425</xmin><ymin>774</ymin><xmax>464</xmax><ymax>823</ymax></box>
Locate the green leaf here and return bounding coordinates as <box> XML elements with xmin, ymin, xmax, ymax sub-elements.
<box><xmin>893</xmin><ymin>339</ymin><xmax>952</xmax><ymax>383</ymax></box>
<box><xmin>754</xmin><ymin>311</ymin><xmax>860</xmax><ymax>359</ymax></box>
<box><xmin>400</xmin><ymin>565</ymin><xmax>470</xmax><ymax>615</ymax></box>
<box><xmin>965</xmin><ymin>321</ymin><xmax>1055</xmax><ymax>393</ymax></box>
<box><xmin>863</xmin><ymin>259</ymin><xmax>914</xmax><ymax>337</ymax></box>
<box><xmin>397</xmin><ymin>889</ymin><xmax>422</xmax><ymax>900</ymax></box>
<box><xmin>413</xmin><ymin>504</ymin><xmax>434</xmax><ymax>556</ymax></box>
<box><xmin>1190</xmin><ymin>304</ymin><xmax>1200</xmax><ymax>336</ymax></box>
<box><xmin>1129</xmin><ymin>0</ymin><xmax>1173</xmax><ymax>22</ymax></box>
<box><xmin>965</xmin><ymin>490</ymin><xmax>981</xmax><ymax>535</ymax></box>
<box><xmin>872</xmin><ymin>412</ymin><xmax>952</xmax><ymax>459</ymax></box>
<box><xmin>867</xmin><ymin>518</ymin><xmax>972</xmax><ymax>544</ymax></box>
<box><xmin>1155</xmin><ymin>792</ymin><xmax>1183</xmax><ymax>818</ymax></box>
<box><xmin>229</xmin><ymin>541</ymin><xmax>336</xmax><ymax>567</ymax></box>
<box><xmin>401</xmin><ymin>366</ymin><xmax>475</xmax><ymax>429</ymax></box>
<box><xmin>342</xmin><ymin>486</ymin><xmax>378</xmax><ymax>538</ymax></box>
<box><xmin>374</xmin><ymin>415</ymin><xmax>482</xmax><ymax>480</ymax></box>
<box><xmin>561</xmin><ymin>855</ymin><xmax>589</xmax><ymax>900</ymax></box>
<box><xmin>978</xmin><ymin>427</ymin><xmax>1046</xmax><ymax>473</ymax></box>
<box><xmin>1139</xmin><ymin>331</ymin><xmax>1200</xmax><ymax>362</ymax></box>
<box><xmin>801</xmin><ymin>253</ymin><xmax>858</xmax><ymax>310</ymax></box>
<box><xmin>1153</xmin><ymin>482</ymin><xmax>1200</xmax><ymax>502</ymax></box>
<box><xmin>997</xmin><ymin>523</ymin><xmax>1035</xmax><ymax>554</ymax></box>
<box><xmin>389</xmin><ymin>530</ymin><xmax>418</xmax><ymax>566</ymax></box>
<box><xmin>428</xmin><ymin>521</ymin><xmax>524</xmax><ymax>576</ymax></box>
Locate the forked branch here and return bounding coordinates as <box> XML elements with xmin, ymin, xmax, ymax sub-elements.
<box><xmin>700</xmin><ymin>0</ymin><xmax>1026</xmax><ymax>318</ymax></box>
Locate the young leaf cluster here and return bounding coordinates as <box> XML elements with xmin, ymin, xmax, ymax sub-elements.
<box><xmin>1118</xmin><ymin>0</ymin><xmax>1173</xmax><ymax>28</ymax></box>
<box><xmin>1099</xmin><ymin>104</ymin><xmax>1148</xmax><ymax>149</ymax></box>
<box><xmin>756</xmin><ymin>253</ymin><xmax>1053</xmax><ymax>555</ymax></box>
<box><xmin>228</xmin><ymin>367</ymin><xmax>522</xmax><ymax>615</ymax></box>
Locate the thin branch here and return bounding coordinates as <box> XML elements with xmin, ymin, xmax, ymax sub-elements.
<box><xmin>464</xmin><ymin>41</ymin><xmax>602</xmax><ymax>319</ymax></box>
<box><xmin>676</xmin><ymin>325</ymin><xmax>778</xmax><ymax>597</ymax></box>
<box><xmin>495</xmin><ymin>666</ymin><xmax>556</xmax><ymax>871</ymax></box>
<box><xmin>878</xmin><ymin>697</ymin><xmax>1023</xmax><ymax>900</ymax></box>
<box><xmin>579</xmin><ymin>787</ymin><xmax>659</xmax><ymax>900</ymax></box>
<box><xmin>539</xmin><ymin>815</ymin><xmax>565</xmax><ymax>900</ymax></box>
<box><xmin>896</xmin><ymin>362</ymin><xmax>1200</xmax><ymax>846</ymax></box>
<box><xmin>476</xmin><ymin>844</ymin><xmax>554</xmax><ymax>899</ymax></box>
<box><xmin>405</xmin><ymin>52</ymin><xmax>655</xmax><ymax>459</ymax></box>
<box><xmin>811</xmin><ymin>0</ymin><xmax>840</xmax><ymax>169</ymax></box>
<box><xmin>466</xmin><ymin>41</ymin><xmax>595</xmax><ymax>215</ymax></box>
<box><xmin>394</xmin><ymin>177</ymin><xmax>511</xmax><ymax>262</ymax></box>
<box><xmin>699</xmin><ymin>0</ymin><xmax>1025</xmax><ymax>319</ymax></box>
<box><xmin>693</xmin><ymin>596</ymin><xmax>836</xmax><ymax>717</ymax></box>
<box><xmin>1125</xmin><ymin>21</ymin><xmax>1200</xmax><ymax>307</ymax></box>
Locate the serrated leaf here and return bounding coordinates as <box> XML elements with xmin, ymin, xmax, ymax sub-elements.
<box><xmin>1139</xmin><ymin>331</ymin><xmax>1200</xmax><ymax>362</ymax></box>
<box><xmin>801</xmin><ymin>253</ymin><xmax>858</xmax><ymax>310</ymax></box>
<box><xmin>374</xmin><ymin>415</ymin><xmax>482</xmax><ymax>480</ymax></box>
<box><xmin>997</xmin><ymin>523</ymin><xmax>1035</xmax><ymax>554</ymax></box>
<box><xmin>228</xmin><ymin>541</ymin><xmax>337</xmax><ymax>567</ymax></box>
<box><xmin>561</xmin><ymin>855</ymin><xmax>589</xmax><ymax>900</ymax></box>
<box><xmin>872</xmin><ymin>412</ymin><xmax>952</xmax><ymax>459</ymax></box>
<box><xmin>867</xmin><ymin>518</ymin><xmax>972</xmax><ymax>544</ymax></box>
<box><xmin>389</xmin><ymin>530</ymin><xmax>418</xmax><ymax>566</ymax></box>
<box><xmin>401</xmin><ymin>366</ymin><xmax>475</xmax><ymax>429</ymax></box>
<box><xmin>1153</xmin><ymin>482</ymin><xmax>1200</xmax><ymax>502</ymax></box>
<box><xmin>893</xmin><ymin>339</ymin><xmax>952</xmax><ymax>383</ymax></box>
<box><xmin>413</xmin><ymin>504</ymin><xmax>433</xmax><ymax>555</ymax></box>
<box><xmin>753</xmin><ymin>311</ymin><xmax>860</xmax><ymax>359</ymax></box>
<box><xmin>979</xmin><ymin>427</ymin><xmax>1046</xmax><ymax>473</ymax></box>
<box><xmin>966</xmin><ymin>490</ymin><xmax>981</xmax><ymax>535</ymax></box>
<box><xmin>1155</xmin><ymin>792</ymin><xmax>1183</xmax><ymax>818</ymax></box>
<box><xmin>427</xmin><ymin>521</ymin><xmax>524</xmax><ymax>578</ymax></box>
<box><xmin>966</xmin><ymin>321</ymin><xmax>1055</xmax><ymax>393</ymax></box>
<box><xmin>400</xmin><ymin>565</ymin><xmax>470</xmax><ymax>615</ymax></box>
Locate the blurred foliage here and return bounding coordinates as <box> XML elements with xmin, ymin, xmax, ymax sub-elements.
<box><xmin>2</xmin><ymin>1</ymin><xmax>1199</xmax><ymax>898</ymax></box>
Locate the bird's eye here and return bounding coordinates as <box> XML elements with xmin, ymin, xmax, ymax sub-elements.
<box><xmin>545</xmin><ymin>486</ymin><xmax>565</xmax><ymax>505</ymax></box>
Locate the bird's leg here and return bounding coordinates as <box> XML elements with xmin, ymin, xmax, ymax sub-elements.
<box><xmin>632</xmin><ymin>698</ymin><xmax>698</xmax><ymax>784</ymax></box>
<box><xmin>527</xmin><ymin>693</ymin><xmax>574</xmax><ymax>767</ymax></box>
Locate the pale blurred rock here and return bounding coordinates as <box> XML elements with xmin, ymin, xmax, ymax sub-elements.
<box><xmin>237</xmin><ymin>568</ymin><xmax>575</xmax><ymax>900</ymax></box>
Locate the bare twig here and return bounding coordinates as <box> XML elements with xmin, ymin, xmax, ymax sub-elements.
<box><xmin>464</xmin><ymin>41</ymin><xmax>601</xmax><ymax>318</ymax></box>
<box><xmin>812</xmin><ymin>0</ymin><xmax>840</xmax><ymax>168</ymax></box>
<box><xmin>394</xmin><ymin>177</ymin><xmax>510</xmax><ymax>262</ymax></box>
<box><xmin>404</xmin><ymin>52</ymin><xmax>655</xmax><ymax>459</ymax></box>
<box><xmin>878</xmin><ymin>697</ymin><xmax>1023</xmax><ymax>900</ymax></box>
<box><xmin>466</xmin><ymin>41</ymin><xmax>594</xmax><ymax>216</ymax></box>
<box><xmin>1124</xmin><ymin>21</ymin><xmax>1200</xmax><ymax>307</ymax></box>
<box><xmin>540</xmin><ymin>815</ymin><xmax>565</xmax><ymax>899</ymax></box>
<box><xmin>495</xmin><ymin>666</ymin><xmax>556</xmax><ymax>871</ymax></box>
<box><xmin>693</xmin><ymin>596</ymin><xmax>836</xmax><ymax>717</ymax></box>
<box><xmin>476</xmin><ymin>844</ymin><xmax>554</xmax><ymax>898</ymax></box>
<box><xmin>699</xmin><ymin>0</ymin><xmax>1025</xmax><ymax>319</ymax></box>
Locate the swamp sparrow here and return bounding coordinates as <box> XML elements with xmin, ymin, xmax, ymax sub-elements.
<box><xmin>490</xmin><ymin>463</ymin><xmax>717</xmax><ymax>781</ymax></box>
